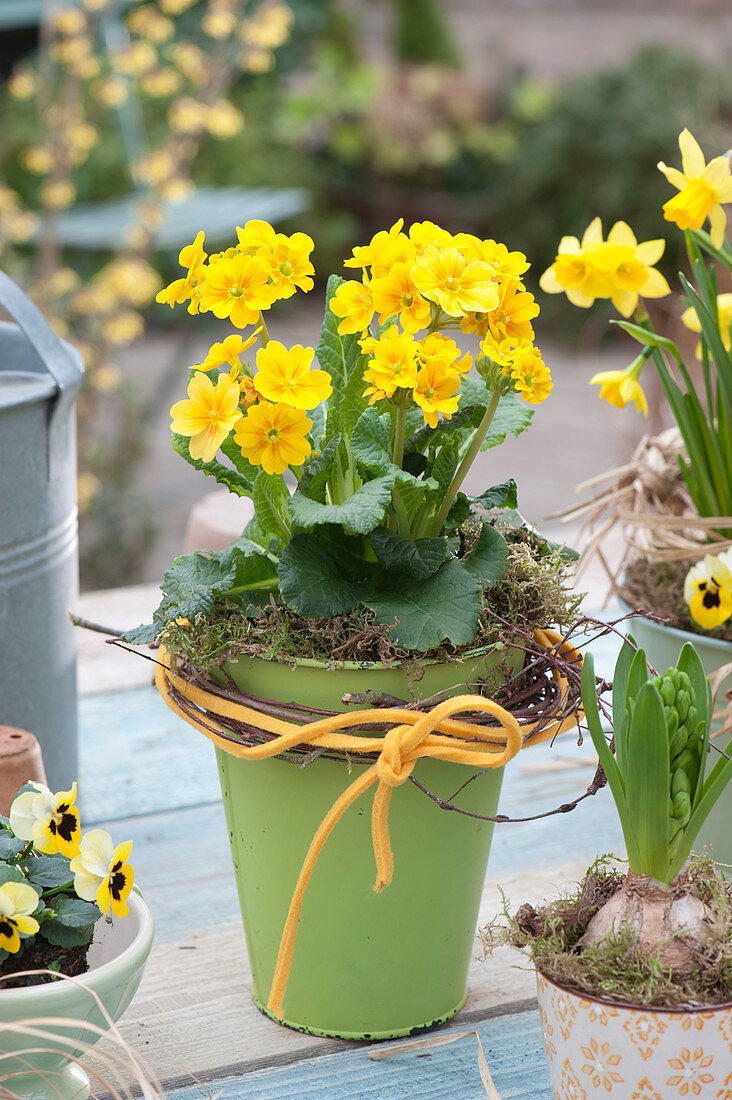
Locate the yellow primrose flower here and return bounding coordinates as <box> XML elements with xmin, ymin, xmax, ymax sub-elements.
<box><xmin>681</xmin><ymin>292</ymin><xmax>732</xmax><ymax>358</ymax></box>
<box><xmin>156</xmin><ymin>230</ymin><xmax>207</xmax><ymax>314</ymax></box>
<box><xmin>684</xmin><ymin>554</ymin><xmax>732</xmax><ymax>630</ymax></box>
<box><xmin>658</xmin><ymin>129</ymin><xmax>732</xmax><ymax>248</ymax></box>
<box><xmin>234</xmin><ymin>402</ymin><xmax>312</xmax><ymax>474</ymax></box>
<box><xmin>413</xmin><ymin>361</ymin><xmax>461</xmax><ymax>427</ymax></box>
<box><xmin>590</xmin><ymin>355</ymin><xmax>648</xmax><ymax>416</ymax></box>
<box><xmin>198</xmin><ymin>253</ymin><xmax>276</xmax><ymax>327</ymax></box>
<box><xmin>344</xmin><ymin>220</ymin><xmax>416</xmax><ymax>278</ymax></box>
<box><xmin>362</xmin><ymin>325</ymin><xmax>419</xmax><ymax>402</ymax></box>
<box><xmin>411</xmin><ymin>246</ymin><xmax>499</xmax><ymax>317</ymax></box>
<box><xmin>170</xmin><ymin>371</ymin><xmax>243</xmax><ymax>462</ymax></box>
<box><xmin>407</xmin><ymin>220</ymin><xmax>454</xmax><ymax>253</ymax></box>
<box><xmin>492</xmin><ymin>344</ymin><xmax>552</xmax><ymax>405</ymax></box>
<box><xmin>70</xmin><ymin>830</ymin><xmax>134</xmax><ymax>918</ymax></box>
<box><xmin>417</xmin><ymin>332</ymin><xmax>471</xmax><ymax>375</ymax></box>
<box><xmin>330</xmin><ymin>279</ymin><xmax>375</xmax><ymax>335</ymax></box>
<box><xmin>371</xmin><ymin>262</ymin><xmax>432</xmax><ymax>332</ymax></box>
<box><xmin>484</xmin><ymin>280</ymin><xmax>540</xmax><ymax>345</ymax></box>
<box><xmin>236</xmin><ymin>219</ymin><xmax>276</xmax><ymax>256</ymax></box>
<box><xmin>262</xmin><ymin>232</ymin><xmax>315</xmax><ymax>299</ymax></box>
<box><xmin>0</xmin><ymin>882</ymin><xmax>40</xmax><ymax>954</ymax></box>
<box><xmin>254</xmin><ymin>341</ymin><xmax>332</xmax><ymax>409</ymax></box>
<box><xmin>456</xmin><ymin>237</ymin><xmax>531</xmax><ymax>283</ymax></box>
<box><xmin>9</xmin><ymin>781</ymin><xmax>81</xmax><ymax>857</ymax></box>
<box><xmin>196</xmin><ymin>332</ymin><xmax>260</xmax><ymax>372</ymax></box>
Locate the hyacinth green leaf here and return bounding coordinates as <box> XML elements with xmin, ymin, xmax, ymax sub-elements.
<box><xmin>316</xmin><ymin>274</ymin><xmax>366</xmax><ymax>403</ymax></box>
<box><xmin>171</xmin><ymin>433</ymin><xmax>253</xmax><ymax>498</ymax></box>
<box><xmin>611</xmin><ymin>637</ymin><xmax>637</xmax><ymax>776</ymax></box>
<box><xmin>278</xmin><ymin>534</ymin><xmax>365</xmax><ymax>618</ymax></box>
<box><xmin>460</xmin><ymin>523</ymin><xmax>509</xmax><ymax>589</ymax></box>
<box><xmin>624</xmin><ymin>681</ymin><xmax>671</xmax><ymax>882</ymax></box>
<box><xmin>289</xmin><ymin>475</ymin><xmax>395</xmax><ymax>536</ymax></box>
<box><xmin>369</xmin><ymin>527</ymin><xmax>448</xmax><ymax>581</ymax></box>
<box><xmin>364</xmin><ymin>559</ymin><xmax>482</xmax><ymax>651</ymax></box>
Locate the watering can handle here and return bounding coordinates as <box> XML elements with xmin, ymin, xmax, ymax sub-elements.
<box><xmin>0</xmin><ymin>269</ymin><xmax>83</xmax><ymax>480</ymax></box>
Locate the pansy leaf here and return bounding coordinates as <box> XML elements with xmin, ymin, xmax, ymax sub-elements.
<box><xmin>52</xmin><ymin>896</ymin><xmax>100</xmax><ymax>928</ymax></box>
<box><xmin>370</xmin><ymin>527</ymin><xmax>449</xmax><ymax>581</ymax></box>
<box><xmin>43</xmin><ymin>916</ymin><xmax>96</xmax><ymax>948</ymax></box>
<box><xmin>365</xmin><ymin>558</ymin><xmax>483</xmax><ymax>651</ymax></box>
<box><xmin>278</xmin><ymin>534</ymin><xmax>366</xmax><ymax>617</ymax></box>
<box><xmin>0</xmin><ymin>865</ymin><xmax>27</xmax><ymax>887</ymax></box>
<box><xmin>289</xmin><ymin>475</ymin><xmax>395</xmax><ymax>536</ymax></box>
<box><xmin>461</xmin><ymin>524</ymin><xmax>509</xmax><ymax>589</ymax></box>
<box><xmin>471</xmin><ymin>479</ymin><xmax>518</xmax><ymax>512</ymax></box>
<box><xmin>25</xmin><ymin>854</ymin><xmax>73</xmax><ymax>889</ymax></box>
<box><xmin>0</xmin><ymin>835</ymin><xmax>26</xmax><ymax>860</ymax></box>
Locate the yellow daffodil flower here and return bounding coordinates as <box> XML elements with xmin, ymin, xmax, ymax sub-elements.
<box><xmin>234</xmin><ymin>401</ymin><xmax>312</xmax><ymax>474</ymax></box>
<box><xmin>684</xmin><ymin>553</ymin><xmax>732</xmax><ymax>630</ymax></box>
<box><xmin>413</xmin><ymin>361</ymin><xmax>461</xmax><ymax>427</ymax></box>
<box><xmin>262</xmin><ymin>232</ymin><xmax>315</xmax><ymax>299</ymax></box>
<box><xmin>195</xmin><ymin>332</ymin><xmax>260</xmax><ymax>372</ymax></box>
<box><xmin>371</xmin><ymin>262</ymin><xmax>432</xmax><ymax>332</ymax></box>
<box><xmin>9</xmin><ymin>781</ymin><xmax>81</xmax><ymax>857</ymax></box>
<box><xmin>540</xmin><ymin>219</ymin><xmax>669</xmax><ymax>317</ymax></box>
<box><xmin>411</xmin><ymin>246</ymin><xmax>499</xmax><ymax>317</ymax></box>
<box><xmin>156</xmin><ymin>230</ymin><xmax>207</xmax><ymax>314</ymax></box>
<box><xmin>658</xmin><ymin>129</ymin><xmax>732</xmax><ymax>247</ymax></box>
<box><xmin>170</xmin><ymin>371</ymin><xmax>243</xmax><ymax>462</ymax></box>
<box><xmin>70</xmin><ymin>830</ymin><xmax>134</xmax><ymax>918</ymax></box>
<box><xmin>198</xmin><ymin>253</ymin><xmax>276</xmax><ymax>327</ymax></box>
<box><xmin>330</xmin><ymin>279</ymin><xmax>375</xmax><ymax>335</ymax></box>
<box><xmin>254</xmin><ymin>341</ymin><xmax>332</xmax><ymax>409</ymax></box>
<box><xmin>681</xmin><ymin>292</ymin><xmax>732</xmax><ymax>358</ymax></box>
<box><xmin>362</xmin><ymin>325</ymin><xmax>419</xmax><ymax>402</ymax></box>
<box><xmin>590</xmin><ymin>353</ymin><xmax>648</xmax><ymax>416</ymax></box>
<box><xmin>0</xmin><ymin>882</ymin><xmax>40</xmax><ymax>953</ymax></box>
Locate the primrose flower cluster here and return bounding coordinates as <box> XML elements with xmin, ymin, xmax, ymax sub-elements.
<box><xmin>684</xmin><ymin>551</ymin><xmax>732</xmax><ymax>631</ymax></box>
<box><xmin>0</xmin><ymin>781</ymin><xmax>133</xmax><ymax>962</ymax></box>
<box><xmin>159</xmin><ymin>218</ymin><xmax>552</xmax><ymax>477</ymax></box>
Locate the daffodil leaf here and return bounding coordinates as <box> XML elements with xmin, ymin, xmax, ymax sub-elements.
<box><xmin>370</xmin><ymin>527</ymin><xmax>449</xmax><ymax>581</ymax></box>
<box><xmin>52</xmin><ymin>896</ymin><xmax>99</xmax><ymax>929</ymax></box>
<box><xmin>171</xmin><ymin>433</ymin><xmax>253</xmax><ymax>498</ymax></box>
<box><xmin>25</xmin><ymin>855</ymin><xmax>73</xmax><ymax>889</ymax></box>
<box><xmin>278</xmin><ymin>534</ymin><xmax>366</xmax><ymax>617</ymax></box>
<box><xmin>460</xmin><ymin>523</ymin><xmax>509</xmax><ymax>589</ymax></box>
<box><xmin>364</xmin><ymin>558</ymin><xmax>482</xmax><ymax>651</ymax></box>
<box><xmin>289</xmin><ymin>474</ymin><xmax>395</xmax><ymax>536</ymax></box>
<box><xmin>316</xmin><ymin>274</ymin><xmax>368</xmax><ymax>404</ymax></box>
<box><xmin>612</xmin><ymin>320</ymin><xmax>680</xmax><ymax>354</ymax></box>
<box><xmin>471</xmin><ymin>479</ymin><xmax>518</xmax><ymax>511</ymax></box>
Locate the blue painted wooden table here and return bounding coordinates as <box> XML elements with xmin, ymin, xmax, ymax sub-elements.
<box><xmin>72</xmin><ymin>602</ymin><xmax>625</xmax><ymax>1099</ymax></box>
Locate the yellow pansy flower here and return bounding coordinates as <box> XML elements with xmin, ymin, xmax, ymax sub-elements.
<box><xmin>156</xmin><ymin>230</ymin><xmax>207</xmax><ymax>314</ymax></box>
<box><xmin>234</xmin><ymin>402</ymin><xmax>312</xmax><ymax>475</ymax></box>
<box><xmin>681</xmin><ymin>292</ymin><xmax>732</xmax><ymax>358</ymax></box>
<box><xmin>658</xmin><ymin>128</ymin><xmax>732</xmax><ymax>247</ymax></box>
<box><xmin>263</xmin><ymin>232</ymin><xmax>315</xmax><ymax>299</ymax></box>
<box><xmin>0</xmin><ymin>882</ymin><xmax>40</xmax><ymax>953</ymax></box>
<box><xmin>198</xmin><ymin>253</ymin><xmax>276</xmax><ymax>328</ymax></box>
<box><xmin>254</xmin><ymin>341</ymin><xmax>332</xmax><ymax>409</ymax></box>
<box><xmin>196</xmin><ymin>331</ymin><xmax>260</xmax><ymax>372</ymax></box>
<box><xmin>411</xmin><ymin>246</ymin><xmax>499</xmax><ymax>317</ymax></box>
<box><xmin>9</xmin><ymin>781</ymin><xmax>81</xmax><ymax>857</ymax></box>
<box><xmin>362</xmin><ymin>325</ymin><xmax>419</xmax><ymax>402</ymax></box>
<box><xmin>590</xmin><ymin>355</ymin><xmax>648</xmax><ymax>416</ymax></box>
<box><xmin>330</xmin><ymin>279</ymin><xmax>375</xmax><ymax>335</ymax></box>
<box><xmin>170</xmin><ymin>371</ymin><xmax>243</xmax><ymax>462</ymax></box>
<box><xmin>371</xmin><ymin>262</ymin><xmax>432</xmax><ymax>332</ymax></box>
<box><xmin>413</xmin><ymin>361</ymin><xmax>461</xmax><ymax>427</ymax></box>
<box><xmin>70</xmin><ymin>830</ymin><xmax>134</xmax><ymax>918</ymax></box>
<box><xmin>684</xmin><ymin>553</ymin><xmax>732</xmax><ymax>630</ymax></box>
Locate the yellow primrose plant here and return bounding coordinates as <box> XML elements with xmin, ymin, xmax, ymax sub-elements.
<box><xmin>0</xmin><ymin>782</ymin><xmax>133</xmax><ymax>984</ymax></box>
<box><xmin>542</xmin><ymin>128</ymin><xmax>732</xmax><ymax>635</ymax></box>
<box><xmin>127</xmin><ymin>218</ymin><xmax>562</xmax><ymax>653</ymax></box>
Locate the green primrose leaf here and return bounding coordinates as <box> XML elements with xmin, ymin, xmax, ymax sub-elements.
<box><xmin>316</xmin><ymin>274</ymin><xmax>368</xmax><ymax>405</ymax></box>
<box><xmin>172</xmin><ymin>432</ymin><xmax>253</xmax><ymax>498</ymax></box>
<box><xmin>471</xmin><ymin>479</ymin><xmax>518</xmax><ymax>512</ymax></box>
<box><xmin>364</xmin><ymin>559</ymin><xmax>482</xmax><ymax>651</ymax></box>
<box><xmin>369</xmin><ymin>527</ymin><xmax>449</xmax><ymax>581</ymax></box>
<box><xmin>289</xmin><ymin>475</ymin><xmax>395</xmax><ymax>536</ymax></box>
<box><xmin>457</xmin><ymin>381</ymin><xmax>535</xmax><ymax>448</ymax></box>
<box><xmin>350</xmin><ymin>407</ymin><xmax>393</xmax><ymax>474</ymax></box>
<box><xmin>405</xmin><ymin>402</ymin><xmax>486</xmax><ymax>455</ymax></box>
<box><xmin>278</xmin><ymin>533</ymin><xmax>366</xmax><ymax>617</ymax></box>
<box><xmin>252</xmin><ymin>471</ymin><xmax>290</xmax><ymax>541</ymax></box>
<box><xmin>443</xmin><ymin>492</ymin><xmax>472</xmax><ymax>533</ymax></box>
<box><xmin>25</xmin><ymin>854</ymin><xmax>73</xmax><ymax>889</ymax></box>
<box><xmin>298</xmin><ymin>437</ymin><xmax>341</xmax><ymax>503</ymax></box>
<box><xmin>460</xmin><ymin>524</ymin><xmax>509</xmax><ymax>589</ymax></box>
<box><xmin>429</xmin><ymin>437</ymin><xmax>460</xmax><ymax>495</ymax></box>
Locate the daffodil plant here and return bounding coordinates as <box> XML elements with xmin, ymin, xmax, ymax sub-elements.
<box><xmin>131</xmin><ymin>218</ymin><xmax>557</xmax><ymax>653</ymax></box>
<box><xmin>0</xmin><ymin>782</ymin><xmax>133</xmax><ymax>974</ymax></box>
<box><xmin>542</xmin><ymin>128</ymin><xmax>732</xmax><ymax>634</ymax></box>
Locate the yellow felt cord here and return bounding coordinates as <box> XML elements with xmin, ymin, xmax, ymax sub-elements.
<box><xmin>155</xmin><ymin>629</ymin><xmax>581</xmax><ymax>1017</ymax></box>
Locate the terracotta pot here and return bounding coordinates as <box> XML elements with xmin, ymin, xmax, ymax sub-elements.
<box><xmin>0</xmin><ymin>726</ymin><xmax>47</xmax><ymax>815</ymax></box>
<box><xmin>537</xmin><ymin>971</ymin><xmax>732</xmax><ymax>1099</ymax></box>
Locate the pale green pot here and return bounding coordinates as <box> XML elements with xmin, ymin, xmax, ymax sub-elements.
<box><xmin>214</xmin><ymin>645</ymin><xmax>520</xmax><ymax>1040</ymax></box>
<box><xmin>621</xmin><ymin>603</ymin><xmax>732</xmax><ymax>867</ymax></box>
<box><xmin>0</xmin><ymin>892</ymin><xmax>154</xmax><ymax>1100</ymax></box>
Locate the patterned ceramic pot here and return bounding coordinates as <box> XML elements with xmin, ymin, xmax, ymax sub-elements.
<box><xmin>537</xmin><ymin>971</ymin><xmax>732</xmax><ymax>1099</ymax></box>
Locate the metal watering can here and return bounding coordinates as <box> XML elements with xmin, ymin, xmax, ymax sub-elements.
<box><xmin>0</xmin><ymin>270</ymin><xmax>83</xmax><ymax>790</ymax></box>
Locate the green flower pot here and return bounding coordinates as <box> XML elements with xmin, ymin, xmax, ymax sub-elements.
<box><xmin>0</xmin><ymin>891</ymin><xmax>154</xmax><ymax>1100</ymax></box>
<box><xmin>621</xmin><ymin>604</ymin><xmax>732</xmax><ymax>867</ymax></box>
<box><xmin>215</xmin><ymin>645</ymin><xmax>519</xmax><ymax>1039</ymax></box>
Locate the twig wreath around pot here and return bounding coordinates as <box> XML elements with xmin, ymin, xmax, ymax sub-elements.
<box><xmin>125</xmin><ymin>217</ymin><xmax>587</xmax><ymax>1039</ymax></box>
<box><xmin>484</xmin><ymin>640</ymin><xmax>732</xmax><ymax>1099</ymax></box>
<box><xmin>0</xmin><ymin>781</ymin><xmax>153</xmax><ymax>1100</ymax></box>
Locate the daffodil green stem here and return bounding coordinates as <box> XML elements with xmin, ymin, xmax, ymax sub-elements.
<box><xmin>430</xmin><ymin>389</ymin><xmax>501</xmax><ymax>535</ymax></box>
<box><xmin>257</xmin><ymin>311</ymin><xmax>272</xmax><ymax>347</ymax></box>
